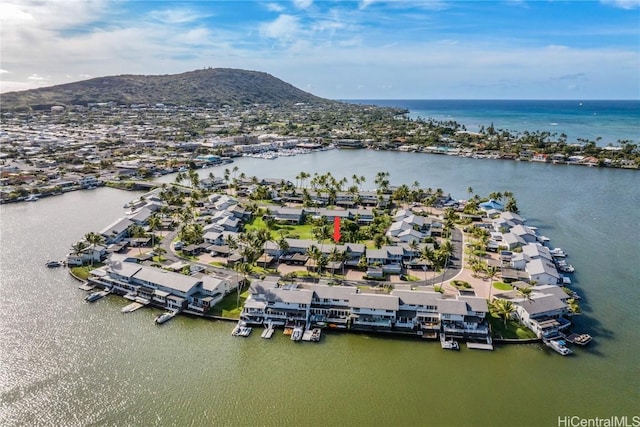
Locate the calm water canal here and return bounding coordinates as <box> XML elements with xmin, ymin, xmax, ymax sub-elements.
<box><xmin>1</xmin><ymin>151</ymin><xmax>638</xmax><ymax>426</ymax></box>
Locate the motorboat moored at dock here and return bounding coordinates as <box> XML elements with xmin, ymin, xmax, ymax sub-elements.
<box><xmin>563</xmin><ymin>333</ymin><xmax>592</xmax><ymax>346</ymax></box>
<box><xmin>440</xmin><ymin>334</ymin><xmax>460</xmax><ymax>350</ymax></box>
<box><xmin>85</xmin><ymin>290</ymin><xmax>108</xmax><ymax>303</ymax></box>
<box><xmin>544</xmin><ymin>338</ymin><xmax>573</xmax><ymax>356</ymax></box>
<box><xmin>550</xmin><ymin>248</ymin><xmax>567</xmax><ymax>258</ymax></box>
<box><xmin>155</xmin><ymin>312</ymin><xmax>175</xmax><ymax>324</ymax></box>
<box><xmin>291</xmin><ymin>326</ymin><xmax>303</xmax><ymax>341</ymax></box>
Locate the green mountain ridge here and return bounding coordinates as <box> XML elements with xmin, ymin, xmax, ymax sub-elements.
<box><xmin>1</xmin><ymin>68</ymin><xmax>335</xmax><ymax>110</ymax></box>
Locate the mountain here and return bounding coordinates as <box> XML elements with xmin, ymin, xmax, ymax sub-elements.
<box><xmin>0</xmin><ymin>68</ymin><xmax>334</xmax><ymax>110</ymax></box>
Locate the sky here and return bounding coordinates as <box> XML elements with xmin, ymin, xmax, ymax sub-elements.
<box><xmin>1</xmin><ymin>0</ymin><xmax>639</xmax><ymax>99</ymax></box>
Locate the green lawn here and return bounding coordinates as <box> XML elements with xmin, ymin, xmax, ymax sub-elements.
<box><xmin>70</xmin><ymin>263</ymin><xmax>104</xmax><ymax>280</ymax></box>
<box><xmin>488</xmin><ymin>315</ymin><xmax>537</xmax><ymax>339</ymax></box>
<box><xmin>244</xmin><ymin>216</ymin><xmax>316</xmax><ymax>240</ymax></box>
<box><xmin>211</xmin><ymin>290</ymin><xmax>251</xmax><ymax>318</ymax></box>
<box><xmin>492</xmin><ymin>281</ymin><xmax>513</xmax><ymax>291</ymax></box>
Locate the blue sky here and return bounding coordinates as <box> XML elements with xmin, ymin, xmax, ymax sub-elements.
<box><xmin>1</xmin><ymin>0</ymin><xmax>639</xmax><ymax>99</ymax></box>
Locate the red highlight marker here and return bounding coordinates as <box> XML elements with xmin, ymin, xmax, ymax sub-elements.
<box><xmin>333</xmin><ymin>217</ymin><xmax>341</xmax><ymax>242</ymax></box>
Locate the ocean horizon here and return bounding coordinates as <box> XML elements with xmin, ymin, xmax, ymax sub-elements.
<box><xmin>344</xmin><ymin>99</ymin><xmax>640</xmax><ymax>145</ymax></box>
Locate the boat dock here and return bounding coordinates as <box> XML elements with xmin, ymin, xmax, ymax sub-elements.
<box><xmin>78</xmin><ymin>283</ymin><xmax>94</xmax><ymax>291</ymax></box>
<box><xmin>466</xmin><ymin>342</ymin><xmax>494</xmax><ymax>350</ymax></box>
<box><xmin>563</xmin><ymin>332</ymin><xmax>592</xmax><ymax>345</ymax></box>
<box><xmin>466</xmin><ymin>337</ymin><xmax>494</xmax><ymax>350</ymax></box>
<box><xmin>121</xmin><ymin>302</ymin><xmax>145</xmax><ymax>313</ymax></box>
<box><xmin>261</xmin><ymin>327</ymin><xmax>275</xmax><ymax>339</ymax></box>
<box><xmin>232</xmin><ymin>321</ymin><xmax>252</xmax><ymax>337</ymax></box>
<box><xmin>261</xmin><ymin>321</ymin><xmax>275</xmax><ymax>339</ymax></box>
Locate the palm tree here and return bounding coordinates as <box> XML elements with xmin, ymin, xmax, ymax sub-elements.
<box><xmin>467</xmin><ymin>186</ymin><xmax>473</xmax><ymax>199</ymax></box>
<box><xmin>153</xmin><ymin>244</ymin><xmax>167</xmax><ymax>262</ymax></box>
<box><xmin>328</xmin><ymin>247</ymin><xmax>340</xmax><ymax>275</ymax></box>
<box><xmin>147</xmin><ymin>215</ymin><xmax>162</xmax><ymax>247</ymax></box>
<box><xmin>306</xmin><ymin>245</ymin><xmax>322</xmax><ymax>273</ymax></box>
<box><xmin>419</xmin><ymin>245</ymin><xmax>435</xmax><ymax>282</ymax></box>
<box><xmin>84</xmin><ymin>232</ymin><xmax>105</xmax><ymax>266</ymax></box>
<box><xmin>517</xmin><ymin>286</ymin><xmax>534</xmax><ymax>302</ymax></box>
<box><xmin>485</xmin><ymin>265</ymin><xmax>499</xmax><ymax>300</ymax></box>
<box><xmin>234</xmin><ymin>261</ymin><xmax>253</xmax><ymax>309</ymax></box>
<box><xmin>70</xmin><ymin>240</ymin><xmax>89</xmax><ymax>264</ymax></box>
<box><xmin>408</xmin><ymin>239</ymin><xmax>419</xmax><ymax>264</ymax></box>
<box><xmin>491</xmin><ymin>299</ymin><xmax>515</xmax><ymax>326</ymax></box>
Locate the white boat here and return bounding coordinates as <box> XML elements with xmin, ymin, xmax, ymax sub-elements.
<box><xmin>85</xmin><ymin>292</ymin><xmax>103</xmax><ymax>302</ymax></box>
<box><xmin>558</xmin><ymin>263</ymin><xmax>575</xmax><ymax>273</ymax></box>
<box><xmin>544</xmin><ymin>338</ymin><xmax>573</xmax><ymax>356</ymax></box>
<box><xmin>155</xmin><ymin>312</ymin><xmax>174</xmax><ymax>324</ymax></box>
<box><xmin>291</xmin><ymin>326</ymin><xmax>303</xmax><ymax>341</ymax></box>
<box><xmin>25</xmin><ymin>195</ymin><xmax>39</xmax><ymax>202</ymax></box>
<box><xmin>550</xmin><ymin>248</ymin><xmax>567</xmax><ymax>258</ymax></box>
<box><xmin>564</xmin><ymin>333</ymin><xmax>592</xmax><ymax>346</ymax></box>
<box><xmin>45</xmin><ymin>260</ymin><xmax>64</xmax><ymax>268</ymax></box>
<box><xmin>310</xmin><ymin>328</ymin><xmax>322</xmax><ymax>342</ymax></box>
<box><xmin>440</xmin><ymin>334</ymin><xmax>460</xmax><ymax>350</ymax></box>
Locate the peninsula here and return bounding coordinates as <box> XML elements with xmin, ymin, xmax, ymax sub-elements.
<box><xmin>68</xmin><ymin>171</ymin><xmax>587</xmax><ymax>355</ymax></box>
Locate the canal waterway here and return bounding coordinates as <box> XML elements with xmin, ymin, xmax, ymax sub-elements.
<box><xmin>1</xmin><ymin>150</ymin><xmax>638</xmax><ymax>426</ymax></box>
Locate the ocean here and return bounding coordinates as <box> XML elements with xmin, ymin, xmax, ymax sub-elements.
<box><xmin>346</xmin><ymin>99</ymin><xmax>640</xmax><ymax>145</ymax></box>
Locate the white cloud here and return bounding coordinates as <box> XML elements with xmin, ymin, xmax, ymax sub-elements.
<box><xmin>600</xmin><ymin>0</ymin><xmax>640</xmax><ymax>9</ymax></box>
<box><xmin>259</xmin><ymin>14</ymin><xmax>300</xmax><ymax>41</ymax></box>
<box><xmin>265</xmin><ymin>3</ymin><xmax>285</xmax><ymax>12</ymax></box>
<box><xmin>27</xmin><ymin>74</ymin><xmax>47</xmax><ymax>81</ymax></box>
<box><xmin>293</xmin><ymin>0</ymin><xmax>313</xmax><ymax>9</ymax></box>
<box><xmin>148</xmin><ymin>8</ymin><xmax>205</xmax><ymax>24</ymax></box>
<box><xmin>0</xmin><ymin>69</ymin><xmax>9</xmax><ymax>74</ymax></box>
<box><xmin>359</xmin><ymin>0</ymin><xmax>378</xmax><ymax>10</ymax></box>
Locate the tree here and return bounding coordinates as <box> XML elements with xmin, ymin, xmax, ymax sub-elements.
<box><xmin>234</xmin><ymin>262</ymin><xmax>253</xmax><ymax>309</ymax></box>
<box><xmin>491</xmin><ymin>299</ymin><xmax>515</xmax><ymax>326</ymax></box>
<box><xmin>408</xmin><ymin>240</ymin><xmax>419</xmax><ymax>264</ymax></box>
<box><xmin>153</xmin><ymin>244</ymin><xmax>167</xmax><ymax>262</ymax></box>
<box><xmin>485</xmin><ymin>266</ymin><xmax>499</xmax><ymax>300</ymax></box>
<box><xmin>505</xmin><ymin>197</ymin><xmax>519</xmax><ymax>214</ymax></box>
<box><xmin>419</xmin><ymin>245</ymin><xmax>435</xmax><ymax>282</ymax></box>
<box><xmin>328</xmin><ymin>247</ymin><xmax>341</xmax><ymax>275</ymax></box>
<box><xmin>83</xmin><ymin>232</ymin><xmax>105</xmax><ymax>266</ymax></box>
<box><xmin>70</xmin><ymin>240</ymin><xmax>89</xmax><ymax>264</ymax></box>
<box><xmin>517</xmin><ymin>286</ymin><xmax>534</xmax><ymax>302</ymax></box>
<box><xmin>147</xmin><ymin>215</ymin><xmax>162</xmax><ymax>247</ymax></box>
<box><xmin>306</xmin><ymin>244</ymin><xmax>322</xmax><ymax>273</ymax></box>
